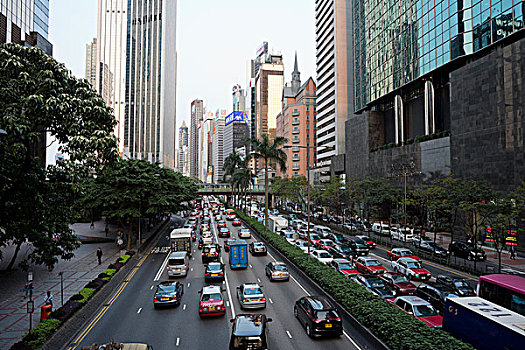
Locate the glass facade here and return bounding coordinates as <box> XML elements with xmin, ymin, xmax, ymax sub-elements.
<box><xmin>354</xmin><ymin>0</ymin><xmax>525</xmax><ymax>111</ymax></box>
<box><xmin>33</xmin><ymin>0</ymin><xmax>48</xmax><ymax>38</ymax></box>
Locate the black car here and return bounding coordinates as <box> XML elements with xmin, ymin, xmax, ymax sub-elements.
<box><xmin>202</xmin><ymin>244</ymin><xmax>221</xmax><ymax>263</ymax></box>
<box><xmin>229</xmin><ymin>314</ymin><xmax>272</xmax><ymax>350</ymax></box>
<box><xmin>448</xmin><ymin>241</ymin><xmax>486</xmax><ymax>261</ymax></box>
<box><xmin>153</xmin><ymin>281</ymin><xmax>184</xmax><ymax>308</ymax></box>
<box><xmin>328</xmin><ymin>233</ymin><xmax>346</xmax><ymax>245</ymax></box>
<box><xmin>329</xmin><ymin>244</ymin><xmax>357</xmax><ymax>260</ymax></box>
<box><xmin>205</xmin><ymin>262</ymin><xmax>225</xmax><ymax>282</ymax></box>
<box><xmin>416</xmin><ymin>281</ymin><xmax>459</xmax><ymax>314</ymax></box>
<box><xmin>418</xmin><ymin>241</ymin><xmax>448</xmax><ymax>257</ymax></box>
<box><xmin>353</xmin><ymin>274</ymin><xmax>396</xmax><ymax>299</ymax></box>
<box><xmin>294</xmin><ymin>296</ymin><xmax>343</xmax><ymax>337</ymax></box>
<box><xmin>435</xmin><ymin>275</ymin><xmax>476</xmax><ymax>297</ymax></box>
<box><xmin>346</xmin><ymin>237</ymin><xmax>369</xmax><ymax>256</ymax></box>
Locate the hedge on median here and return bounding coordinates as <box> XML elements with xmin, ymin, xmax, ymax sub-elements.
<box><xmin>9</xmin><ymin>251</ymin><xmax>136</xmax><ymax>350</ymax></box>
<box><xmin>233</xmin><ymin>208</ymin><xmax>474</xmax><ymax>350</ymax></box>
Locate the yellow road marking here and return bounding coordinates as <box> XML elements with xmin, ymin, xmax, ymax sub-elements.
<box><xmin>376</xmin><ymin>246</ymin><xmax>477</xmax><ymax>281</ymax></box>
<box><xmin>67</xmin><ymin>248</ymin><xmax>154</xmax><ymax>350</ymax></box>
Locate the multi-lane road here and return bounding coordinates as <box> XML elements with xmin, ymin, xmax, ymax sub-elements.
<box><xmin>67</xmin><ymin>213</ymin><xmax>379</xmax><ymax>350</ymax></box>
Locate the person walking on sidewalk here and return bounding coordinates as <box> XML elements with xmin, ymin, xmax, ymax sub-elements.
<box><xmin>510</xmin><ymin>245</ymin><xmax>516</xmax><ymax>260</ymax></box>
<box><xmin>97</xmin><ymin>247</ymin><xmax>103</xmax><ymax>265</ymax></box>
<box><xmin>44</xmin><ymin>291</ymin><xmax>54</xmax><ymax>308</ymax></box>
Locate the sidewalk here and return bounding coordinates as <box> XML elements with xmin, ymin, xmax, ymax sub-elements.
<box><xmin>0</xmin><ymin>219</ymin><xmax>121</xmax><ymax>350</ymax></box>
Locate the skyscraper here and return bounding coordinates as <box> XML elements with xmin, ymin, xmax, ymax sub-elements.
<box><xmin>96</xmin><ymin>0</ymin><xmax>127</xmax><ymax>151</ymax></box>
<box><xmin>255</xmin><ymin>53</ymin><xmax>284</xmax><ymax>140</ymax></box>
<box><xmin>0</xmin><ymin>0</ymin><xmax>52</xmax><ymax>55</ymax></box>
<box><xmin>190</xmin><ymin>99</ymin><xmax>204</xmax><ymax>178</ymax></box>
<box><xmin>177</xmin><ymin>121</ymin><xmax>188</xmax><ymax>174</ymax></box>
<box><xmin>124</xmin><ymin>0</ymin><xmax>178</xmax><ymax>169</ymax></box>
<box><xmin>85</xmin><ymin>38</ymin><xmax>97</xmax><ymax>88</ymax></box>
<box><xmin>224</xmin><ymin>85</ymin><xmax>249</xmax><ymax>160</ymax></box>
<box><xmin>314</xmin><ymin>0</ymin><xmax>352</xmax><ymax>182</ymax></box>
<box><xmin>212</xmin><ymin>110</ymin><xmax>226</xmax><ymax>183</ymax></box>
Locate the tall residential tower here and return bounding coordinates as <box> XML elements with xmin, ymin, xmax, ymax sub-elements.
<box><xmin>190</xmin><ymin>99</ymin><xmax>204</xmax><ymax>178</ymax></box>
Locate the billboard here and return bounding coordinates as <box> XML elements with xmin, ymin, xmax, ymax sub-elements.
<box><xmin>225</xmin><ymin>111</ymin><xmax>246</xmax><ymax>126</ymax></box>
<box><xmin>256</xmin><ymin>42</ymin><xmax>268</xmax><ymax>58</ymax></box>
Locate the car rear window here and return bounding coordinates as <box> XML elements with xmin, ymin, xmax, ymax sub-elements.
<box><xmin>208</xmin><ymin>264</ymin><xmax>222</xmax><ymax>272</ymax></box>
<box><xmin>315</xmin><ymin>310</ymin><xmax>339</xmax><ymax>319</ymax></box>
<box><xmin>274</xmin><ymin>264</ymin><xmax>287</xmax><ymax>271</ymax></box>
<box><xmin>201</xmin><ymin>293</ymin><xmax>222</xmax><ymax>301</ymax></box>
<box><xmin>169</xmin><ymin>258</ymin><xmax>185</xmax><ymax>266</ymax></box>
<box><xmin>158</xmin><ymin>285</ymin><xmax>176</xmax><ymax>293</ymax></box>
<box><xmin>244</xmin><ymin>287</ymin><xmax>262</xmax><ymax>295</ymax></box>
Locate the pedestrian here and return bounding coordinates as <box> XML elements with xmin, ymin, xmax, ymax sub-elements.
<box><xmin>44</xmin><ymin>290</ymin><xmax>54</xmax><ymax>308</ymax></box>
<box><xmin>90</xmin><ymin>221</ymin><xmax>95</xmax><ymax>230</ymax></box>
<box><xmin>510</xmin><ymin>245</ymin><xmax>516</xmax><ymax>260</ymax></box>
<box><xmin>97</xmin><ymin>247</ymin><xmax>103</xmax><ymax>265</ymax></box>
<box><xmin>24</xmin><ymin>281</ymin><xmax>32</xmax><ymax>299</ymax></box>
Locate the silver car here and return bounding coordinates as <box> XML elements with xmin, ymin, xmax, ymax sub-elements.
<box><xmin>236</xmin><ymin>283</ymin><xmax>266</xmax><ymax>309</ymax></box>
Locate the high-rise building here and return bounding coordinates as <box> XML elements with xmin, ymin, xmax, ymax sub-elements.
<box><xmin>85</xmin><ymin>38</ymin><xmax>97</xmax><ymax>88</ymax></box>
<box><xmin>247</xmin><ymin>42</ymin><xmax>269</xmax><ymax>140</ymax></box>
<box><xmin>124</xmin><ymin>0</ymin><xmax>178</xmax><ymax>169</ymax></box>
<box><xmin>190</xmin><ymin>99</ymin><xmax>204</xmax><ymax>178</ymax></box>
<box><xmin>212</xmin><ymin>110</ymin><xmax>226</xmax><ymax>183</ymax></box>
<box><xmin>96</xmin><ymin>0</ymin><xmax>127</xmax><ymax>151</ymax></box>
<box><xmin>277</xmin><ymin>54</ymin><xmax>317</xmax><ymax>179</ymax></box>
<box><xmin>177</xmin><ymin>121</ymin><xmax>188</xmax><ymax>174</ymax></box>
<box><xmin>255</xmin><ymin>53</ymin><xmax>284</xmax><ymax>140</ymax></box>
<box><xmin>224</xmin><ymin>85</ymin><xmax>249</xmax><ymax>160</ymax></box>
<box><xmin>314</xmin><ymin>0</ymin><xmax>352</xmax><ymax>182</ymax></box>
<box><xmin>346</xmin><ymin>1</ymin><xmax>525</xmax><ymax>252</ymax></box>
<box><xmin>198</xmin><ymin>111</ymin><xmax>214</xmax><ymax>183</ymax></box>
<box><xmin>0</xmin><ymin>0</ymin><xmax>52</xmax><ymax>55</ymax></box>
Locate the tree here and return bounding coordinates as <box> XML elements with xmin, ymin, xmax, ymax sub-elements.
<box><xmin>0</xmin><ymin>44</ymin><xmax>118</xmax><ymax>270</ymax></box>
<box><xmin>270</xmin><ymin>176</ymin><xmax>308</xmax><ymax>210</ymax></box>
<box><xmin>248</xmin><ymin>135</ymin><xmax>288</xmax><ymax>230</ymax></box>
<box><xmin>83</xmin><ymin>159</ymin><xmax>196</xmax><ymax>250</ymax></box>
<box><xmin>232</xmin><ymin>164</ymin><xmax>255</xmax><ymax>214</ymax></box>
<box><xmin>223</xmin><ymin>151</ymin><xmax>244</xmax><ymax>206</ymax></box>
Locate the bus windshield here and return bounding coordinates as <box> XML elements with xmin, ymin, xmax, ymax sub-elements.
<box><xmin>478</xmin><ymin>274</ymin><xmax>525</xmax><ymax>316</ymax></box>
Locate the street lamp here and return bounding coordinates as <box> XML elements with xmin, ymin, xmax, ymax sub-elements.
<box><xmin>390</xmin><ymin>159</ymin><xmax>421</xmax><ymax>226</ymax></box>
<box><xmin>283</xmin><ymin>144</ymin><xmax>335</xmax><ymax>261</ymax></box>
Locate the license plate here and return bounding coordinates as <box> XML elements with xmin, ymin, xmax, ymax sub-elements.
<box><xmin>209</xmin><ymin>306</ymin><xmax>215</xmax><ymax>311</ymax></box>
<box><xmin>278</xmin><ymin>274</ymin><xmax>283</xmax><ymax>277</ymax></box>
<box><xmin>251</xmin><ymin>299</ymin><xmax>260</xmax><ymax>302</ymax></box>
<box><xmin>325</xmin><ymin>324</ymin><xmax>332</xmax><ymax>328</ymax></box>
<box><xmin>161</xmin><ymin>298</ymin><xmax>170</xmax><ymax>301</ymax></box>
<box><xmin>211</xmin><ymin>274</ymin><xmax>218</xmax><ymax>276</ymax></box>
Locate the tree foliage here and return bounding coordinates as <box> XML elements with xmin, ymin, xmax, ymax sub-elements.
<box><xmin>0</xmin><ymin>44</ymin><xmax>118</xmax><ymax>270</ymax></box>
<box><xmin>82</xmin><ymin>159</ymin><xmax>197</xmax><ymax>249</ymax></box>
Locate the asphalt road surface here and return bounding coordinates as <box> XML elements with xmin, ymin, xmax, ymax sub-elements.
<box><xmin>67</xmin><ymin>213</ymin><xmax>371</xmax><ymax>350</ymax></box>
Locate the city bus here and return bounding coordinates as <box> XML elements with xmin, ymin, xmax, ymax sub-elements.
<box><xmin>477</xmin><ymin>274</ymin><xmax>525</xmax><ymax>316</ymax></box>
<box><xmin>226</xmin><ymin>209</ymin><xmax>236</xmax><ymax>221</ymax></box>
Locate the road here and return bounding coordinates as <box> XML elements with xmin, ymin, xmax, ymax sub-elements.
<box><xmin>67</xmin><ymin>212</ymin><xmax>375</xmax><ymax>350</ymax></box>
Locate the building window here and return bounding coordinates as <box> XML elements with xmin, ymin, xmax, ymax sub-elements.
<box><xmin>292</xmin><ymin>117</ymin><xmax>300</xmax><ymax>125</ymax></box>
<box><xmin>293</xmin><ymin>171</ymin><xmax>299</xmax><ymax>176</ymax></box>
<box><xmin>293</xmin><ymin>127</ymin><xmax>300</xmax><ymax>134</ymax></box>
<box><xmin>306</xmin><ymin>106</ymin><xmax>309</xmax><ymax>112</ymax></box>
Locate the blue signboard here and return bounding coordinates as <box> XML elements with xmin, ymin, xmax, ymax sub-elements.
<box><xmin>225</xmin><ymin>111</ymin><xmax>246</xmax><ymax>126</ymax></box>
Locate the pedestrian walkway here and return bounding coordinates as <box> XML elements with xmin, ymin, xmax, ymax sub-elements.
<box><xmin>0</xmin><ymin>219</ymin><xmax>121</xmax><ymax>350</ymax></box>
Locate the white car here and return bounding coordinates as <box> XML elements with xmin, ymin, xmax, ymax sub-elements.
<box><xmin>294</xmin><ymin>240</ymin><xmax>310</xmax><ymax>253</ymax></box>
<box><xmin>371</xmin><ymin>222</ymin><xmax>390</xmax><ymax>236</ymax></box>
<box><xmin>239</xmin><ymin>228</ymin><xmax>251</xmax><ymax>239</ymax></box>
<box><xmin>310</xmin><ymin>249</ymin><xmax>333</xmax><ymax>264</ymax></box>
<box><xmin>391</xmin><ymin>227</ymin><xmax>414</xmax><ymax>242</ymax></box>
<box><xmin>391</xmin><ymin>258</ymin><xmax>431</xmax><ymax>281</ymax></box>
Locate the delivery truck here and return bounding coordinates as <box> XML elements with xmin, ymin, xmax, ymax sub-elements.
<box><xmin>170</xmin><ymin>228</ymin><xmax>192</xmax><ymax>256</ymax></box>
<box><xmin>269</xmin><ymin>215</ymin><xmax>288</xmax><ymax>234</ymax></box>
<box><xmin>443</xmin><ymin>297</ymin><xmax>525</xmax><ymax>350</ymax></box>
<box><xmin>228</xmin><ymin>240</ymin><xmax>248</xmax><ymax>269</ymax></box>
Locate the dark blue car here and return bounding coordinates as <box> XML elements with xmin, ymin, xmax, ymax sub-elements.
<box><xmin>153</xmin><ymin>281</ymin><xmax>184</xmax><ymax>308</ymax></box>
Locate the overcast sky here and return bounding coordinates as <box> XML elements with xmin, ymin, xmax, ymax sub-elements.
<box><xmin>49</xmin><ymin>0</ymin><xmax>315</xmax><ymax>132</ymax></box>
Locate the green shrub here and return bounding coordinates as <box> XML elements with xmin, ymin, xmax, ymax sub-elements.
<box><xmin>103</xmin><ymin>269</ymin><xmax>116</xmax><ymax>277</ymax></box>
<box><xmin>71</xmin><ymin>288</ymin><xmax>96</xmax><ymax>303</ymax></box>
<box><xmin>117</xmin><ymin>254</ymin><xmax>131</xmax><ymax>264</ymax></box>
<box><xmin>24</xmin><ymin>318</ymin><xmax>61</xmax><ymax>348</ymax></box>
<box><xmin>233</xmin><ymin>208</ymin><xmax>474</xmax><ymax>350</ymax></box>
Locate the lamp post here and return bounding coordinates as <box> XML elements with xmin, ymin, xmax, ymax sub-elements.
<box><xmin>390</xmin><ymin>159</ymin><xmax>420</xmax><ymax>226</ymax></box>
<box><xmin>284</xmin><ymin>144</ymin><xmax>335</xmax><ymax>261</ymax></box>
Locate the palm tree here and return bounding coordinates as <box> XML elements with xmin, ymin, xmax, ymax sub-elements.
<box><xmin>223</xmin><ymin>151</ymin><xmax>244</xmax><ymax>205</ymax></box>
<box><xmin>248</xmin><ymin>135</ymin><xmax>288</xmax><ymax>230</ymax></box>
<box><xmin>232</xmin><ymin>164</ymin><xmax>255</xmax><ymax>213</ymax></box>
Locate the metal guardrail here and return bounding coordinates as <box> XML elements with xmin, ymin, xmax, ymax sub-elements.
<box><xmin>196</xmin><ymin>183</ymin><xmax>266</xmax><ymax>193</ymax></box>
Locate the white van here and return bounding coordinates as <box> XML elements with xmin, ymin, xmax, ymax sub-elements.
<box><xmin>371</xmin><ymin>222</ymin><xmax>390</xmax><ymax>236</ymax></box>
<box><xmin>313</xmin><ymin>225</ymin><xmax>332</xmax><ymax>238</ymax></box>
<box><xmin>167</xmin><ymin>251</ymin><xmax>189</xmax><ymax>277</ymax></box>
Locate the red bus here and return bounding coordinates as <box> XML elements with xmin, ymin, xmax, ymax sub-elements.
<box><xmin>477</xmin><ymin>274</ymin><xmax>525</xmax><ymax>316</ymax></box>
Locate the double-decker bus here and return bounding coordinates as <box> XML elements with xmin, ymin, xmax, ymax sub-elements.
<box><xmin>226</xmin><ymin>209</ymin><xmax>236</xmax><ymax>221</ymax></box>
<box><xmin>477</xmin><ymin>274</ymin><xmax>525</xmax><ymax>316</ymax></box>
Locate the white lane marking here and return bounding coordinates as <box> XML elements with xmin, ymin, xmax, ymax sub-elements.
<box><xmin>223</xmin><ymin>280</ymin><xmax>226</xmax><ymax>284</ymax></box>
<box><xmin>211</xmin><ymin>217</ymin><xmax>236</xmax><ymax>318</ymax></box>
<box><xmin>183</xmin><ymin>304</ymin><xmax>186</xmax><ymax>311</ymax></box>
<box><xmin>190</xmin><ymin>267</ymin><xmax>194</xmax><ymax>272</ymax></box>
<box><xmin>286</xmin><ymin>330</ymin><xmax>292</xmax><ymax>339</ymax></box>
<box><xmin>187</xmin><ymin>282</ymin><xmax>191</xmax><ymax>288</ymax></box>
<box><xmin>176</xmin><ymin>337</ymin><xmax>180</xmax><ymax>346</ymax></box>
<box><xmin>249</xmin><ymin>264</ymin><xmax>253</xmax><ymax>269</ymax></box>
<box><xmin>192</xmin><ymin>257</ymin><xmax>195</xmax><ymax>261</ymax></box>
<box><xmin>265</xmin><ymin>234</ymin><xmax>364</xmax><ymax>350</ymax></box>
<box><xmin>269</xmin><ymin>298</ymin><xmax>273</xmax><ymax>304</ymax></box>
<box><xmin>150</xmin><ymin>285</ymin><xmax>154</xmax><ymax>290</ymax></box>
<box><xmin>154</xmin><ymin>252</ymin><xmax>170</xmax><ymax>281</ymax></box>
<box><xmin>257</xmin><ymin>278</ymin><xmax>261</xmax><ymax>283</ymax></box>
<box><xmin>137</xmin><ymin>308</ymin><xmax>142</xmax><ymax>314</ymax></box>
<box><xmin>226</xmin><ymin>300</ymin><xmax>230</xmax><ymax>307</ymax></box>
